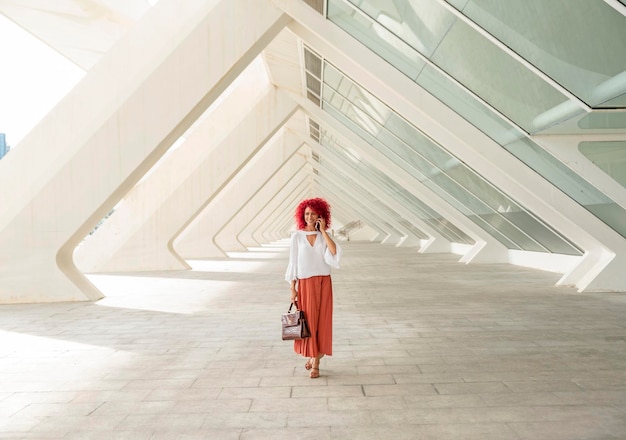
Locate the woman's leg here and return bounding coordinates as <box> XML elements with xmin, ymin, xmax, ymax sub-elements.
<box><xmin>310</xmin><ymin>353</ymin><xmax>323</xmax><ymax>378</ymax></box>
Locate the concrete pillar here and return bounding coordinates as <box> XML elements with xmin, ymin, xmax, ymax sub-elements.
<box><xmin>174</xmin><ymin>127</ymin><xmax>306</xmax><ymax>257</ymax></box>
<box><xmin>76</xmin><ymin>85</ymin><xmax>297</xmax><ymax>272</ymax></box>
<box><xmin>0</xmin><ymin>0</ymin><xmax>288</xmax><ymax>303</ymax></box>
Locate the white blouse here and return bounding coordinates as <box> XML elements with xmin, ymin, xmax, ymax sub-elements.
<box><xmin>285</xmin><ymin>230</ymin><xmax>342</xmax><ymax>282</ymax></box>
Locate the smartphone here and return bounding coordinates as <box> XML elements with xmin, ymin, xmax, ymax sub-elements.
<box><xmin>315</xmin><ymin>220</ymin><xmax>320</xmax><ymax>231</ymax></box>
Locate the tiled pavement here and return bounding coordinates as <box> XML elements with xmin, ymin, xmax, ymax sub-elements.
<box><xmin>1</xmin><ymin>241</ymin><xmax>625</xmax><ymax>439</ymax></box>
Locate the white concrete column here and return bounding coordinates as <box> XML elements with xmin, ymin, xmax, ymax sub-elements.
<box><xmin>242</xmin><ymin>174</ymin><xmax>311</xmax><ymax>247</ymax></box>
<box><xmin>76</xmin><ymin>86</ymin><xmax>298</xmax><ymax>272</ymax></box>
<box><xmin>0</xmin><ymin>0</ymin><xmax>289</xmax><ymax>303</ymax></box>
<box><xmin>174</xmin><ymin>127</ymin><xmax>305</xmax><ymax>257</ymax></box>
<box><xmin>253</xmin><ymin>174</ymin><xmax>313</xmax><ymax>245</ymax></box>
<box><xmin>531</xmin><ymin>134</ymin><xmax>626</xmax><ymax>291</ymax></box>
<box><xmin>214</xmin><ymin>145</ymin><xmax>309</xmax><ymax>253</ymax></box>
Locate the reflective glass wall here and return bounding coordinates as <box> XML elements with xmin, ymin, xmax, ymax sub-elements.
<box><xmin>327</xmin><ymin>0</ymin><xmax>626</xmax><ymax>240</ymax></box>
<box><xmin>315</xmin><ymin>56</ymin><xmax>582</xmax><ymax>254</ymax></box>
<box><xmin>319</xmin><ymin>128</ymin><xmax>475</xmax><ymax>244</ymax></box>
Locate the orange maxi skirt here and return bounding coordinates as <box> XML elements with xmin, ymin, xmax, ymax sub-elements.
<box><xmin>294</xmin><ymin>275</ymin><xmax>333</xmax><ymax>358</ymax></box>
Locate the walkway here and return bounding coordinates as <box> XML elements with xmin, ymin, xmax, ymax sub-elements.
<box><xmin>1</xmin><ymin>241</ymin><xmax>625</xmax><ymax>439</ymax></box>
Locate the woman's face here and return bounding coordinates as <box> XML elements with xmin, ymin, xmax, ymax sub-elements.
<box><xmin>304</xmin><ymin>207</ymin><xmax>319</xmax><ymax>228</ymax></box>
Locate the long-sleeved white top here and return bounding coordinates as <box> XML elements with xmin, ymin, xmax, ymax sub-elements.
<box><xmin>285</xmin><ymin>230</ymin><xmax>342</xmax><ymax>282</ymax></box>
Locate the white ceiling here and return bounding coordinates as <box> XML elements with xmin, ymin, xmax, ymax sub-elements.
<box><xmin>0</xmin><ymin>0</ymin><xmax>153</xmax><ymax>70</ymax></box>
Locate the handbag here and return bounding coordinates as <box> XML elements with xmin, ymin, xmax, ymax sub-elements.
<box><xmin>281</xmin><ymin>301</ymin><xmax>311</xmax><ymax>340</ymax></box>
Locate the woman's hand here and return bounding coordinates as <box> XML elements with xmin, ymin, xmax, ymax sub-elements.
<box><xmin>318</xmin><ymin>217</ymin><xmax>337</xmax><ymax>255</ymax></box>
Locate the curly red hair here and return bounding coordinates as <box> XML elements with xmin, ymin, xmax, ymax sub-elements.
<box><xmin>294</xmin><ymin>197</ymin><xmax>332</xmax><ymax>230</ymax></box>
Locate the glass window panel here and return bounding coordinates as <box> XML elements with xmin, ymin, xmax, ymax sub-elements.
<box><xmin>327</xmin><ymin>70</ymin><xmax>580</xmax><ymax>253</ymax></box>
<box><xmin>306</xmin><ymin>91</ymin><xmax>321</xmax><ymax>106</ymax></box>
<box><xmin>385</xmin><ymin>113</ymin><xmax>455</xmax><ymax>170</ymax></box>
<box><xmin>349</xmin><ymin>0</ymin><xmax>456</xmax><ymax>57</ymax></box>
<box><xmin>329</xmin><ymin>0</ymin><xmax>582</xmax><ymax>133</ymax></box>
<box><xmin>328</xmin><ymin>0</ymin><xmax>626</xmax><ymax>241</ymax></box>
<box><xmin>504</xmin><ymin>137</ymin><xmax>626</xmax><ymax>239</ymax></box>
<box><xmin>322</xmin><ymin>130</ymin><xmax>475</xmax><ymax>244</ymax></box>
<box><xmin>418</xmin><ymin>64</ymin><xmax>525</xmax><ymax>145</ymax></box>
<box><xmin>506</xmin><ymin>138</ymin><xmax>612</xmax><ymax>206</ymax></box>
<box><xmin>577</xmin><ymin>112</ymin><xmax>626</xmax><ymax>130</ymax></box>
<box><xmin>330</xmin><ymin>2</ymin><xmax>626</xmax><ymax>240</ymax></box>
<box><xmin>305</xmin><ymin>73</ymin><xmax>321</xmax><ymax>93</ymax></box>
<box><xmin>579</xmin><ymin>141</ymin><xmax>626</xmax><ymax>189</ymax></box>
<box><xmin>419</xmin><ymin>61</ymin><xmax>626</xmax><ymax>241</ymax></box>
<box><xmin>431</xmin><ymin>20</ymin><xmax>575</xmax><ymax>132</ymax></box>
<box><xmin>328</xmin><ymin>0</ymin><xmax>426</xmax><ymax>79</ymax></box>
<box><xmin>447</xmin><ymin>0</ymin><xmax>626</xmax><ymax>108</ymax></box>
<box><xmin>322</xmin><ymin>63</ymin><xmax>582</xmax><ymax>254</ymax></box>
<box><xmin>350</xmin><ymin>154</ymin><xmax>470</xmax><ymax>241</ymax></box>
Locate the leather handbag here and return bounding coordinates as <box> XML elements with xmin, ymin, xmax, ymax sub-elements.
<box><xmin>281</xmin><ymin>301</ymin><xmax>311</xmax><ymax>340</ymax></box>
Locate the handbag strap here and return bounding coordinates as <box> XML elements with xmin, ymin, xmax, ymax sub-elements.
<box><xmin>288</xmin><ymin>301</ymin><xmax>299</xmax><ymax>311</ymax></box>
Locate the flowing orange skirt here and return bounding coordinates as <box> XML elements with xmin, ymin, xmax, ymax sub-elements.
<box><xmin>294</xmin><ymin>275</ymin><xmax>333</xmax><ymax>358</ymax></box>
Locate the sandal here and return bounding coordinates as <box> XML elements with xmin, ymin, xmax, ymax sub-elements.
<box><xmin>305</xmin><ymin>358</ymin><xmax>314</xmax><ymax>370</ymax></box>
<box><xmin>310</xmin><ymin>367</ymin><xmax>320</xmax><ymax>379</ymax></box>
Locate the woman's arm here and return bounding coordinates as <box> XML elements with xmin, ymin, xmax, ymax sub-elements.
<box><xmin>321</xmin><ymin>228</ymin><xmax>337</xmax><ymax>255</ymax></box>
<box><xmin>290</xmin><ymin>279</ymin><xmax>298</xmax><ymax>303</ymax></box>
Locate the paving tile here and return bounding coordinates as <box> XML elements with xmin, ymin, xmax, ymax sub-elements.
<box><xmin>249</xmin><ymin>397</ymin><xmax>328</xmax><ymax>412</ymax></box>
<box><xmin>503</xmin><ymin>380</ymin><xmax>584</xmax><ymax>393</ymax></box>
<box><xmin>115</xmin><ymin>413</ymin><xmax>206</xmax><ymax>430</ymax></box>
<box><xmin>217</xmin><ymin>386</ymin><xmax>291</xmax><ymax>399</ymax></box>
<box><xmin>143</xmin><ymin>387</ymin><xmax>221</xmax><ymax>401</ymax></box>
<box><xmin>328</xmin><ymin>395</ymin><xmax>406</xmax><ymax>411</ymax></box>
<box><xmin>150</xmin><ymin>429</ymin><xmax>241</xmax><ymax>440</ymax></box>
<box><xmin>64</xmin><ymin>430</ymin><xmax>153</xmax><ymax>439</ymax></box>
<box><xmin>201</xmin><ymin>411</ymin><xmax>287</xmax><ymax>429</ymax></box>
<box><xmin>434</xmin><ymin>381</ymin><xmax>511</xmax><ymax>395</ymax></box>
<box><xmin>12</xmin><ymin>402</ymin><xmax>102</xmax><ymax>418</ymax></box>
<box><xmin>286</xmin><ymin>410</ymin><xmax>372</xmax><ymax>427</ymax></box>
<box><xmin>363</xmin><ymin>383</ymin><xmax>437</xmax><ymax>397</ymax></box>
<box><xmin>393</xmin><ymin>373</ymin><xmax>464</xmax><ymax>384</ymax></box>
<box><xmin>291</xmin><ymin>385</ymin><xmax>364</xmax><ymax>398</ymax></box>
<box><xmin>172</xmin><ymin>398</ymin><xmax>252</xmax><ymax>413</ymax></box>
<box><xmin>89</xmin><ymin>400</ymin><xmax>177</xmax><ymax>416</ymax></box>
<box><xmin>31</xmin><ymin>414</ymin><xmax>127</xmax><ymax>433</ymax></box>
<box><xmin>509</xmin><ymin>419</ymin><xmax>623</xmax><ymax>440</ymax></box>
<box><xmin>403</xmin><ymin>393</ymin><xmax>486</xmax><ymax>409</ymax></box>
<box><xmin>241</xmin><ymin>426</ymin><xmax>330</xmax><ymax>440</ymax></box>
<box><xmin>330</xmin><ymin>423</ymin><xmax>518</xmax><ymax>440</ymax></box>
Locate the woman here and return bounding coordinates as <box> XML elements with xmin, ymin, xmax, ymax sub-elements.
<box><xmin>285</xmin><ymin>197</ymin><xmax>342</xmax><ymax>378</ymax></box>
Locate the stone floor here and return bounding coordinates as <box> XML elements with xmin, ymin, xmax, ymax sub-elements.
<box><xmin>1</xmin><ymin>241</ymin><xmax>625</xmax><ymax>439</ymax></box>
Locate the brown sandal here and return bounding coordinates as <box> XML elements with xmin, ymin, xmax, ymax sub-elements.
<box><xmin>310</xmin><ymin>367</ymin><xmax>320</xmax><ymax>379</ymax></box>
<box><xmin>305</xmin><ymin>358</ymin><xmax>314</xmax><ymax>370</ymax></box>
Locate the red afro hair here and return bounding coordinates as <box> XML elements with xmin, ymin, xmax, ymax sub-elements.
<box><xmin>294</xmin><ymin>197</ymin><xmax>332</xmax><ymax>230</ymax></box>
